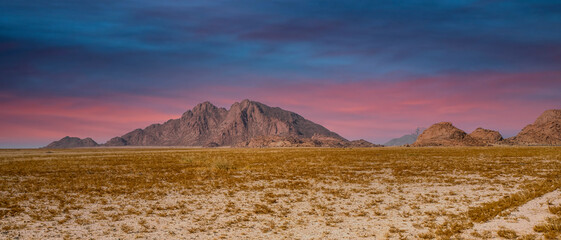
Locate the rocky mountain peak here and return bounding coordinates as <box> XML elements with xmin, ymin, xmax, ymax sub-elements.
<box><xmin>230</xmin><ymin>99</ymin><xmax>259</xmax><ymax>111</ymax></box>
<box><xmin>193</xmin><ymin>101</ymin><xmax>219</xmax><ymax>113</ymax></box>
<box><xmin>239</xmin><ymin>98</ymin><xmax>252</xmax><ymax>106</ymax></box>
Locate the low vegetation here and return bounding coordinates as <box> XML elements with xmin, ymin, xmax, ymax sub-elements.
<box><xmin>0</xmin><ymin>147</ymin><xmax>560</xmax><ymax>239</ymax></box>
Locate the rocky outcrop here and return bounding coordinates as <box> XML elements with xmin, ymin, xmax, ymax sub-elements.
<box><xmin>412</xmin><ymin>122</ymin><xmax>484</xmax><ymax>147</ymax></box>
<box><xmin>385</xmin><ymin>127</ymin><xmax>426</xmax><ymax>146</ymax></box>
<box><xmin>44</xmin><ymin>136</ymin><xmax>98</xmax><ymax>149</ymax></box>
<box><xmin>104</xmin><ymin>99</ymin><xmax>347</xmax><ymax>147</ymax></box>
<box><xmin>469</xmin><ymin>128</ymin><xmax>503</xmax><ymax>145</ymax></box>
<box><xmin>236</xmin><ymin>135</ymin><xmax>307</xmax><ymax>148</ymax></box>
<box><xmin>509</xmin><ymin>109</ymin><xmax>561</xmax><ymax>145</ymax></box>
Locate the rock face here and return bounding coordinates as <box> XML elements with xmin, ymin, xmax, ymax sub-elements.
<box><xmin>44</xmin><ymin>136</ymin><xmax>99</xmax><ymax>149</ymax></box>
<box><xmin>385</xmin><ymin>127</ymin><xmax>426</xmax><ymax>146</ymax></box>
<box><xmin>413</xmin><ymin>122</ymin><xmax>484</xmax><ymax>147</ymax></box>
<box><xmin>509</xmin><ymin>109</ymin><xmax>561</xmax><ymax>145</ymax></box>
<box><xmin>105</xmin><ymin>99</ymin><xmax>351</xmax><ymax>147</ymax></box>
<box><xmin>469</xmin><ymin>128</ymin><xmax>503</xmax><ymax>145</ymax></box>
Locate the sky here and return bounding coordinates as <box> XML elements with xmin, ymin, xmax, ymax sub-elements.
<box><xmin>1</xmin><ymin>0</ymin><xmax>561</xmax><ymax>147</ymax></box>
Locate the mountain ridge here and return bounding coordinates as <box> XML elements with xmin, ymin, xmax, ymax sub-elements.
<box><xmin>45</xmin><ymin>99</ymin><xmax>380</xmax><ymax>148</ymax></box>
<box><xmin>43</xmin><ymin>105</ymin><xmax>561</xmax><ymax>148</ymax></box>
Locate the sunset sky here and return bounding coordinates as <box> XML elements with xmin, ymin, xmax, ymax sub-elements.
<box><xmin>1</xmin><ymin>1</ymin><xmax>561</xmax><ymax>147</ymax></box>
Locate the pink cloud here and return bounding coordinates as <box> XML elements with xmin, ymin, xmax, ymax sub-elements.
<box><xmin>0</xmin><ymin>95</ymin><xmax>178</xmax><ymax>146</ymax></box>
<box><xmin>192</xmin><ymin>70</ymin><xmax>560</xmax><ymax>141</ymax></box>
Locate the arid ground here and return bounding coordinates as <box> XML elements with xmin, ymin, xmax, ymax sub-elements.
<box><xmin>1</xmin><ymin>147</ymin><xmax>560</xmax><ymax>239</ymax></box>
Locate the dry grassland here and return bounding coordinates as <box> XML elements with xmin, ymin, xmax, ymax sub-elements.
<box><xmin>1</xmin><ymin>147</ymin><xmax>560</xmax><ymax>239</ymax></box>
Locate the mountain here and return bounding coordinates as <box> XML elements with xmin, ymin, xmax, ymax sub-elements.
<box><xmin>412</xmin><ymin>122</ymin><xmax>484</xmax><ymax>147</ymax></box>
<box><xmin>508</xmin><ymin>109</ymin><xmax>561</xmax><ymax>145</ymax></box>
<box><xmin>103</xmin><ymin>99</ymin><xmax>346</xmax><ymax>147</ymax></box>
<box><xmin>469</xmin><ymin>127</ymin><xmax>503</xmax><ymax>145</ymax></box>
<box><xmin>384</xmin><ymin>127</ymin><xmax>426</xmax><ymax>146</ymax></box>
<box><xmin>44</xmin><ymin>99</ymin><xmax>381</xmax><ymax>148</ymax></box>
<box><xmin>44</xmin><ymin>136</ymin><xmax>98</xmax><ymax>149</ymax></box>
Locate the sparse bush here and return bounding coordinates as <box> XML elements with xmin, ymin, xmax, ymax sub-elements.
<box><xmin>534</xmin><ymin>217</ymin><xmax>561</xmax><ymax>238</ymax></box>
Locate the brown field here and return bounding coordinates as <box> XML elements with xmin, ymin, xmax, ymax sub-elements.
<box><xmin>1</xmin><ymin>147</ymin><xmax>560</xmax><ymax>239</ymax></box>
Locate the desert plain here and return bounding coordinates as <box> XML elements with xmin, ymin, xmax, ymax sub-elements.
<box><xmin>1</xmin><ymin>147</ymin><xmax>561</xmax><ymax>240</ymax></box>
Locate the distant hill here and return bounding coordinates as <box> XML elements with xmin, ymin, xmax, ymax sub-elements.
<box><xmin>412</xmin><ymin>122</ymin><xmax>485</xmax><ymax>147</ymax></box>
<box><xmin>45</xmin><ymin>99</ymin><xmax>380</xmax><ymax>148</ymax></box>
<box><xmin>44</xmin><ymin>136</ymin><xmax>98</xmax><ymax>149</ymax></box>
<box><xmin>384</xmin><ymin>127</ymin><xmax>425</xmax><ymax>146</ymax></box>
<box><xmin>412</xmin><ymin>123</ymin><xmax>505</xmax><ymax>147</ymax></box>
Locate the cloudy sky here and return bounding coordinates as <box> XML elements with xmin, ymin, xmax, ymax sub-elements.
<box><xmin>1</xmin><ymin>0</ymin><xmax>561</xmax><ymax>147</ymax></box>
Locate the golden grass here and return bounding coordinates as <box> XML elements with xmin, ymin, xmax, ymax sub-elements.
<box><xmin>468</xmin><ymin>179</ymin><xmax>561</xmax><ymax>223</ymax></box>
<box><xmin>0</xmin><ymin>147</ymin><xmax>560</xmax><ymax>239</ymax></box>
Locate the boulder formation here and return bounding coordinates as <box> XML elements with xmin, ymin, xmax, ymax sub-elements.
<box><xmin>469</xmin><ymin>128</ymin><xmax>503</xmax><ymax>145</ymax></box>
<box><xmin>412</xmin><ymin>122</ymin><xmax>484</xmax><ymax>147</ymax></box>
<box><xmin>509</xmin><ymin>109</ymin><xmax>561</xmax><ymax>145</ymax></box>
